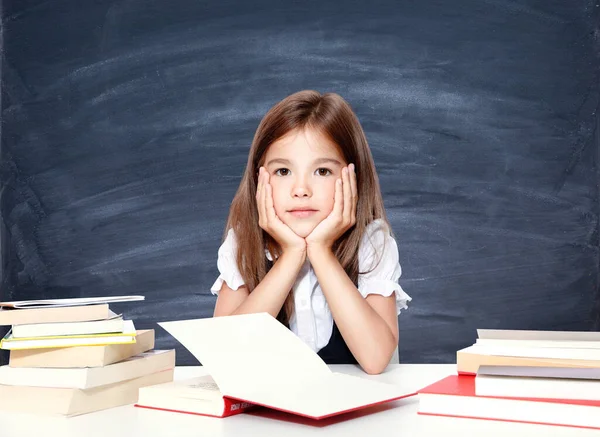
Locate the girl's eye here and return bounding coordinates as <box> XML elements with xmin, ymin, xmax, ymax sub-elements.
<box><xmin>316</xmin><ymin>168</ymin><xmax>332</xmax><ymax>176</ymax></box>
<box><xmin>273</xmin><ymin>168</ymin><xmax>332</xmax><ymax>176</ymax></box>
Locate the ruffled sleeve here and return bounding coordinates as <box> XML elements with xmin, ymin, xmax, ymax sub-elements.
<box><xmin>210</xmin><ymin>228</ymin><xmax>246</xmax><ymax>295</ymax></box>
<box><xmin>357</xmin><ymin>219</ymin><xmax>412</xmax><ymax>315</ymax></box>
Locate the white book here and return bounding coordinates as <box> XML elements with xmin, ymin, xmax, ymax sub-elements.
<box><xmin>0</xmin><ymin>369</ymin><xmax>174</xmax><ymax>417</ymax></box>
<box><xmin>476</xmin><ymin>329</ymin><xmax>600</xmax><ymax>349</ymax></box>
<box><xmin>0</xmin><ymin>320</ymin><xmax>137</xmax><ymax>350</ymax></box>
<box><xmin>0</xmin><ymin>350</ymin><xmax>175</xmax><ymax>389</ymax></box>
<box><xmin>477</xmin><ymin>329</ymin><xmax>600</xmax><ymax>342</ymax></box>
<box><xmin>11</xmin><ymin>310</ymin><xmax>123</xmax><ymax>338</ymax></box>
<box><xmin>0</xmin><ymin>295</ymin><xmax>145</xmax><ymax>309</ymax></box>
<box><xmin>475</xmin><ymin>373</ymin><xmax>600</xmax><ymax>401</ymax></box>
<box><xmin>477</xmin><ymin>365</ymin><xmax>600</xmax><ymax>380</ymax></box>
<box><xmin>156</xmin><ymin>313</ymin><xmax>413</xmax><ymax>420</ymax></box>
<box><xmin>466</xmin><ymin>343</ymin><xmax>600</xmax><ymax>361</ymax></box>
<box><xmin>475</xmin><ymin>338</ymin><xmax>600</xmax><ymax>349</ymax></box>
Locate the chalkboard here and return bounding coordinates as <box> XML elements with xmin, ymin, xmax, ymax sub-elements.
<box><xmin>1</xmin><ymin>0</ymin><xmax>599</xmax><ymax>366</ymax></box>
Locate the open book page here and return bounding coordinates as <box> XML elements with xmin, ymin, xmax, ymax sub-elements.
<box><xmin>228</xmin><ymin>371</ymin><xmax>411</xmax><ymax>418</ymax></box>
<box><xmin>477</xmin><ymin>329</ymin><xmax>600</xmax><ymax>342</ymax></box>
<box><xmin>159</xmin><ymin>313</ymin><xmax>331</xmax><ymax>395</ymax></box>
<box><xmin>152</xmin><ymin>374</ymin><xmax>223</xmax><ymax>401</ymax></box>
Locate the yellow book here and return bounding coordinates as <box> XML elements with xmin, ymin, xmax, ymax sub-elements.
<box><xmin>9</xmin><ymin>329</ymin><xmax>155</xmax><ymax>368</ymax></box>
<box><xmin>0</xmin><ymin>320</ymin><xmax>137</xmax><ymax>350</ymax></box>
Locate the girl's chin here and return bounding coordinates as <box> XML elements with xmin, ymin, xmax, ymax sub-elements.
<box><xmin>286</xmin><ymin>222</ymin><xmax>316</xmax><ymax>239</ymax></box>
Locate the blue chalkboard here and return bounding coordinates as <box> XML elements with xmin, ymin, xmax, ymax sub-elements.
<box><xmin>1</xmin><ymin>0</ymin><xmax>599</xmax><ymax>365</ymax></box>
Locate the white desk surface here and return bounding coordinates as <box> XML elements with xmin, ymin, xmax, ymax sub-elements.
<box><xmin>0</xmin><ymin>364</ymin><xmax>597</xmax><ymax>437</ymax></box>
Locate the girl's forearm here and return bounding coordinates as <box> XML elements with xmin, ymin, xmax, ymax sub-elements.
<box><xmin>308</xmin><ymin>246</ymin><xmax>397</xmax><ymax>374</ymax></box>
<box><xmin>232</xmin><ymin>250</ymin><xmax>306</xmax><ymax>318</ymax></box>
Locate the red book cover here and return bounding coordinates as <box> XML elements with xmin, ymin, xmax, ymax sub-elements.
<box><xmin>417</xmin><ymin>375</ymin><xmax>600</xmax><ymax>430</ymax></box>
<box><xmin>226</xmin><ymin>392</ymin><xmax>416</xmax><ymax>420</ymax></box>
<box><xmin>420</xmin><ymin>375</ymin><xmax>600</xmax><ymax>406</ymax></box>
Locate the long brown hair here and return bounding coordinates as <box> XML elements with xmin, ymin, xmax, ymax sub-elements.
<box><xmin>221</xmin><ymin>90</ymin><xmax>393</xmax><ymax>325</ymax></box>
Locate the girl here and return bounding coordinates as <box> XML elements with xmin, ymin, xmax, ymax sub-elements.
<box><xmin>210</xmin><ymin>90</ymin><xmax>411</xmax><ymax>375</ymax></box>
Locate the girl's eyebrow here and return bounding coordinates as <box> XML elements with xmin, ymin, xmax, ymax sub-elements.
<box><xmin>265</xmin><ymin>158</ymin><xmax>343</xmax><ymax>167</ymax></box>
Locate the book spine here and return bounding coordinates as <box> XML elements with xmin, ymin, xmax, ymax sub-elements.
<box><xmin>221</xmin><ymin>397</ymin><xmax>255</xmax><ymax>417</ymax></box>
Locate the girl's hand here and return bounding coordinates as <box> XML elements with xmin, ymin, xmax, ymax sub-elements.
<box><xmin>256</xmin><ymin>167</ymin><xmax>307</xmax><ymax>256</ymax></box>
<box><xmin>306</xmin><ymin>164</ymin><xmax>357</xmax><ymax>252</ymax></box>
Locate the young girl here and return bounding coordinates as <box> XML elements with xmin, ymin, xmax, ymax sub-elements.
<box><xmin>210</xmin><ymin>90</ymin><xmax>411</xmax><ymax>375</ymax></box>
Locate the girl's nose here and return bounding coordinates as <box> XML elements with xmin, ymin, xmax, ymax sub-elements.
<box><xmin>292</xmin><ymin>179</ymin><xmax>311</xmax><ymax>198</ymax></box>
<box><xmin>293</xmin><ymin>188</ymin><xmax>310</xmax><ymax>197</ymax></box>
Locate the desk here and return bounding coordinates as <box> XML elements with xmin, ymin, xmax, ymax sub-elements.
<box><xmin>0</xmin><ymin>364</ymin><xmax>597</xmax><ymax>436</ymax></box>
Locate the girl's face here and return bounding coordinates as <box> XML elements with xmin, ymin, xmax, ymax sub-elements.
<box><xmin>262</xmin><ymin>128</ymin><xmax>348</xmax><ymax>238</ymax></box>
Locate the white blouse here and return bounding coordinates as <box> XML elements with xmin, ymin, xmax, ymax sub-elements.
<box><xmin>210</xmin><ymin>219</ymin><xmax>411</xmax><ymax>353</ymax></box>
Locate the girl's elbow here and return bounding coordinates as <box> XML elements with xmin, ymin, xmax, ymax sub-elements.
<box><xmin>360</xmin><ymin>339</ymin><xmax>397</xmax><ymax>375</ymax></box>
<box><xmin>362</xmin><ymin>363</ymin><xmax>386</xmax><ymax>375</ymax></box>
<box><xmin>360</xmin><ymin>351</ymin><xmax>394</xmax><ymax>375</ymax></box>
<box><xmin>361</xmin><ymin>354</ymin><xmax>392</xmax><ymax>374</ymax></box>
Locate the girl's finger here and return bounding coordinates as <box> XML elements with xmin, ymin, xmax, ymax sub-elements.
<box><xmin>342</xmin><ymin>167</ymin><xmax>351</xmax><ymax>224</ymax></box>
<box><xmin>349</xmin><ymin>163</ymin><xmax>357</xmax><ymax>221</ymax></box>
<box><xmin>258</xmin><ymin>169</ymin><xmax>267</xmax><ymax>225</ymax></box>
<box><xmin>255</xmin><ymin>169</ymin><xmax>260</xmax><ymax>197</ymax></box>
<box><xmin>333</xmin><ymin>177</ymin><xmax>343</xmax><ymax>219</ymax></box>
<box><xmin>265</xmin><ymin>183</ymin><xmax>279</xmax><ymax>226</ymax></box>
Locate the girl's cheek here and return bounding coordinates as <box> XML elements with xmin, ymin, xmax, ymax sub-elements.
<box><xmin>321</xmin><ymin>185</ymin><xmax>337</xmax><ymax>213</ymax></box>
<box><xmin>270</xmin><ymin>187</ymin><xmax>285</xmax><ymax>216</ymax></box>
<box><xmin>328</xmin><ymin>182</ymin><xmax>337</xmax><ymax>200</ymax></box>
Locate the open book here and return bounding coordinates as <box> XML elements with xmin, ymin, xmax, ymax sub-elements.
<box><xmin>144</xmin><ymin>312</ymin><xmax>413</xmax><ymax>420</ymax></box>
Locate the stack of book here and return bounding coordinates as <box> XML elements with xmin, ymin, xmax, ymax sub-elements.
<box><xmin>0</xmin><ymin>296</ymin><xmax>175</xmax><ymax>417</ymax></box>
<box><xmin>417</xmin><ymin>329</ymin><xmax>600</xmax><ymax>430</ymax></box>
